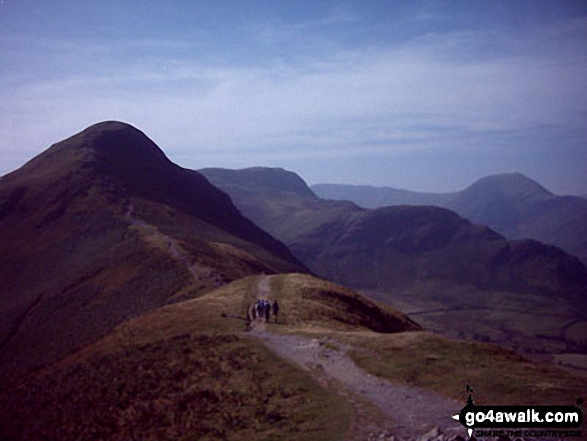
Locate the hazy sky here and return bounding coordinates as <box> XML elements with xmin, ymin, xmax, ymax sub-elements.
<box><xmin>1</xmin><ymin>1</ymin><xmax>587</xmax><ymax>194</ymax></box>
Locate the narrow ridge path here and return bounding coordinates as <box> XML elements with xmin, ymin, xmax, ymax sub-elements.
<box><xmin>248</xmin><ymin>276</ymin><xmax>466</xmax><ymax>440</ymax></box>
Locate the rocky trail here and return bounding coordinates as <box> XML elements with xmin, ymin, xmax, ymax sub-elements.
<box><xmin>248</xmin><ymin>277</ymin><xmax>468</xmax><ymax>441</ymax></box>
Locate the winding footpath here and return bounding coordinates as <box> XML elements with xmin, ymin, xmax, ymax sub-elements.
<box><xmin>125</xmin><ymin>200</ymin><xmax>223</xmax><ymax>287</ymax></box>
<box><xmin>249</xmin><ymin>277</ymin><xmax>467</xmax><ymax>441</ymax></box>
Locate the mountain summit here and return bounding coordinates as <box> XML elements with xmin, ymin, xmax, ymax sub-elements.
<box><xmin>9</xmin><ymin>121</ymin><xmax>300</xmax><ymax>256</ymax></box>
<box><xmin>0</xmin><ymin>122</ymin><xmax>306</xmax><ymax>384</ymax></box>
<box><xmin>446</xmin><ymin>173</ymin><xmax>552</xmax><ymax>231</ymax></box>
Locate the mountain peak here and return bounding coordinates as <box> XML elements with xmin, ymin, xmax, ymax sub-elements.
<box><xmin>60</xmin><ymin>120</ymin><xmax>169</xmax><ymax>165</ymax></box>
<box><xmin>445</xmin><ymin>173</ymin><xmax>554</xmax><ymax>233</ymax></box>
<box><xmin>3</xmin><ymin>122</ymin><xmax>304</xmax><ymax>270</ymax></box>
<box><xmin>465</xmin><ymin>173</ymin><xmax>553</xmax><ymax>200</ymax></box>
<box><xmin>6</xmin><ymin>121</ymin><xmax>169</xmax><ymax>185</ymax></box>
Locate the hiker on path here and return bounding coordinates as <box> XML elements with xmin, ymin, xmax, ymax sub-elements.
<box><xmin>264</xmin><ymin>300</ymin><xmax>271</xmax><ymax>322</ymax></box>
<box><xmin>257</xmin><ymin>300</ymin><xmax>263</xmax><ymax>317</ymax></box>
<box><xmin>272</xmin><ymin>300</ymin><xmax>279</xmax><ymax>323</ymax></box>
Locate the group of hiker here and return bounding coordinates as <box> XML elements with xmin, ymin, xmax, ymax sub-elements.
<box><xmin>251</xmin><ymin>299</ymin><xmax>279</xmax><ymax>323</ymax></box>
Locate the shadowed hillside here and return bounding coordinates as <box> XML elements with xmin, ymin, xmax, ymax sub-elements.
<box><xmin>313</xmin><ymin>173</ymin><xmax>587</xmax><ymax>264</ymax></box>
<box><xmin>0</xmin><ymin>122</ymin><xmax>306</xmax><ymax>386</ymax></box>
<box><xmin>201</xmin><ymin>167</ymin><xmax>587</xmax><ymax>306</ymax></box>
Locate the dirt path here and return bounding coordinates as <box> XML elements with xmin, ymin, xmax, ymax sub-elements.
<box><xmin>125</xmin><ymin>200</ymin><xmax>223</xmax><ymax>287</ymax></box>
<box><xmin>249</xmin><ymin>278</ymin><xmax>467</xmax><ymax>440</ymax></box>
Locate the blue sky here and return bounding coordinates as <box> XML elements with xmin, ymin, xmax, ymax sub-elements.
<box><xmin>1</xmin><ymin>1</ymin><xmax>587</xmax><ymax>194</ymax></box>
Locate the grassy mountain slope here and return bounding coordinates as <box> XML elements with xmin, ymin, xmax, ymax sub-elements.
<box><xmin>2</xmin><ymin>274</ymin><xmax>585</xmax><ymax>440</ymax></box>
<box><xmin>313</xmin><ymin>173</ymin><xmax>587</xmax><ymax>264</ymax></box>
<box><xmin>265</xmin><ymin>273</ymin><xmax>421</xmax><ymax>333</ymax></box>
<box><xmin>0</xmin><ymin>273</ymin><xmax>414</xmax><ymax>441</ymax></box>
<box><xmin>0</xmin><ymin>122</ymin><xmax>306</xmax><ymax>385</ymax></box>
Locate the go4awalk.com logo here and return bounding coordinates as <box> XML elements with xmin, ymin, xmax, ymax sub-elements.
<box><xmin>452</xmin><ymin>386</ymin><xmax>584</xmax><ymax>439</ymax></box>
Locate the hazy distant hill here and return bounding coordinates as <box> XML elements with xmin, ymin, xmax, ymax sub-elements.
<box><xmin>313</xmin><ymin>173</ymin><xmax>587</xmax><ymax>264</ymax></box>
<box><xmin>201</xmin><ymin>167</ymin><xmax>587</xmax><ymax>357</ymax></box>
<box><xmin>0</xmin><ymin>122</ymin><xmax>306</xmax><ymax>384</ymax></box>
<box><xmin>312</xmin><ymin>183</ymin><xmax>454</xmax><ymax>207</ymax></box>
<box><xmin>199</xmin><ymin>167</ymin><xmax>358</xmax><ymax>244</ymax></box>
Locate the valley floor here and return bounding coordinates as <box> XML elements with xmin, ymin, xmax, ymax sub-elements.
<box><xmin>359</xmin><ymin>288</ymin><xmax>587</xmax><ymax>378</ymax></box>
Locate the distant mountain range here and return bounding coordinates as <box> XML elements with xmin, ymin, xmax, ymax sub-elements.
<box><xmin>0</xmin><ymin>122</ymin><xmax>306</xmax><ymax>384</ymax></box>
<box><xmin>201</xmin><ymin>167</ymin><xmax>587</xmax><ymax>354</ymax></box>
<box><xmin>200</xmin><ymin>168</ymin><xmax>587</xmax><ymax>305</ymax></box>
<box><xmin>312</xmin><ymin>173</ymin><xmax>587</xmax><ymax>264</ymax></box>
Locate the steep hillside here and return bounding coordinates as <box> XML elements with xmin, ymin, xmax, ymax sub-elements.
<box><xmin>313</xmin><ymin>173</ymin><xmax>587</xmax><ymax>264</ymax></box>
<box><xmin>200</xmin><ymin>167</ymin><xmax>359</xmax><ymax>244</ymax></box>
<box><xmin>0</xmin><ymin>122</ymin><xmax>306</xmax><ymax>385</ymax></box>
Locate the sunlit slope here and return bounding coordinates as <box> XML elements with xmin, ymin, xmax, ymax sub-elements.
<box><xmin>345</xmin><ymin>331</ymin><xmax>587</xmax><ymax>406</ymax></box>
<box><xmin>0</xmin><ymin>272</ymin><xmax>418</xmax><ymax>441</ymax></box>
<box><xmin>2</xmin><ymin>273</ymin><xmax>585</xmax><ymax>440</ymax></box>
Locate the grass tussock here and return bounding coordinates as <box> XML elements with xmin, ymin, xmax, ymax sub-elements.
<box><xmin>0</xmin><ymin>334</ymin><xmax>348</xmax><ymax>441</ymax></box>
<box><xmin>266</xmin><ymin>273</ymin><xmax>420</xmax><ymax>333</ymax></box>
<box><xmin>344</xmin><ymin>331</ymin><xmax>587</xmax><ymax>406</ymax></box>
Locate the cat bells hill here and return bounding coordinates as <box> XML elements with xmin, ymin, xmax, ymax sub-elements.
<box><xmin>0</xmin><ymin>121</ymin><xmax>308</xmax><ymax>384</ymax></box>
